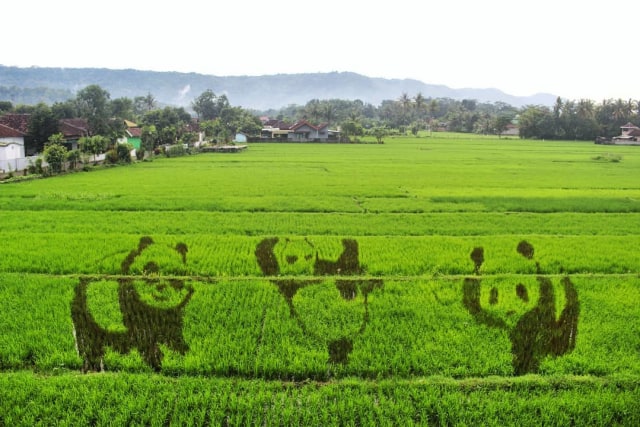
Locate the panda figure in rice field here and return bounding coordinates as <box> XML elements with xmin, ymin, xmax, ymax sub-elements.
<box><xmin>255</xmin><ymin>237</ymin><xmax>383</xmax><ymax>364</ymax></box>
<box><xmin>71</xmin><ymin>236</ymin><xmax>194</xmax><ymax>372</ymax></box>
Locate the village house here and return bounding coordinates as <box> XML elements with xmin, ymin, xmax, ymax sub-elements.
<box><xmin>117</xmin><ymin>120</ymin><xmax>143</xmax><ymax>150</ymax></box>
<box><xmin>260</xmin><ymin>118</ymin><xmax>339</xmax><ymax>142</ymax></box>
<box><xmin>0</xmin><ymin>123</ymin><xmax>26</xmax><ymax>172</ymax></box>
<box><xmin>0</xmin><ymin>114</ymin><xmax>30</xmax><ymax>171</ymax></box>
<box><xmin>58</xmin><ymin>118</ymin><xmax>90</xmax><ymax>151</ymax></box>
<box><xmin>612</xmin><ymin>122</ymin><xmax>640</xmax><ymax>145</ymax></box>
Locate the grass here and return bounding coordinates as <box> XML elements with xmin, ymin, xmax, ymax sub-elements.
<box><xmin>1</xmin><ymin>134</ymin><xmax>639</xmax><ymax>424</ymax></box>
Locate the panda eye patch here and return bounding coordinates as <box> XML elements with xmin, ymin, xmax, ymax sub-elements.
<box><xmin>144</xmin><ymin>262</ymin><xmax>159</xmax><ymax>274</ymax></box>
<box><xmin>286</xmin><ymin>255</ymin><xmax>298</xmax><ymax>265</ymax></box>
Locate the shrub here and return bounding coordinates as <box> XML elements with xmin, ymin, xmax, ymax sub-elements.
<box><xmin>105</xmin><ymin>149</ymin><xmax>119</xmax><ymax>164</ymax></box>
<box><xmin>165</xmin><ymin>144</ymin><xmax>187</xmax><ymax>158</ymax></box>
<box><xmin>117</xmin><ymin>143</ymin><xmax>133</xmax><ymax>163</ymax></box>
<box><xmin>43</xmin><ymin>142</ymin><xmax>68</xmax><ymax>174</ymax></box>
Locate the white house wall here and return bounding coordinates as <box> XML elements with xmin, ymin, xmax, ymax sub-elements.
<box><xmin>0</xmin><ymin>139</ymin><xmax>25</xmax><ymax>161</ymax></box>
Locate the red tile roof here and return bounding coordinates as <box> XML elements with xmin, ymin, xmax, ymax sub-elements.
<box><xmin>59</xmin><ymin>118</ymin><xmax>90</xmax><ymax>138</ymax></box>
<box><xmin>128</xmin><ymin>127</ymin><xmax>142</xmax><ymax>137</ymax></box>
<box><xmin>290</xmin><ymin>120</ymin><xmax>328</xmax><ymax>131</ymax></box>
<box><xmin>290</xmin><ymin>120</ymin><xmax>315</xmax><ymax>131</ymax></box>
<box><xmin>0</xmin><ymin>123</ymin><xmax>25</xmax><ymax>138</ymax></box>
<box><xmin>0</xmin><ymin>113</ymin><xmax>30</xmax><ymax>133</ymax></box>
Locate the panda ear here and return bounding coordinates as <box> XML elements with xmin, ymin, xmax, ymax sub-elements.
<box><xmin>175</xmin><ymin>243</ymin><xmax>188</xmax><ymax>264</ymax></box>
<box><xmin>121</xmin><ymin>236</ymin><xmax>155</xmax><ymax>274</ymax></box>
<box><xmin>255</xmin><ymin>237</ymin><xmax>280</xmax><ymax>276</ymax></box>
<box><xmin>304</xmin><ymin>237</ymin><xmax>315</xmax><ymax>249</ymax></box>
<box><xmin>138</xmin><ymin>236</ymin><xmax>154</xmax><ymax>252</ymax></box>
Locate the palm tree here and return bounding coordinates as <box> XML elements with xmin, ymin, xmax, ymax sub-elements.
<box><xmin>306</xmin><ymin>99</ymin><xmax>322</xmax><ymax>123</ymax></box>
<box><xmin>324</xmin><ymin>103</ymin><xmax>334</xmax><ymax>127</ymax></box>
<box><xmin>612</xmin><ymin>98</ymin><xmax>628</xmax><ymax>123</ymax></box>
<box><xmin>414</xmin><ymin>92</ymin><xmax>426</xmax><ymax>126</ymax></box>
<box><xmin>577</xmin><ymin>99</ymin><xmax>595</xmax><ymax>120</ymax></box>
<box><xmin>143</xmin><ymin>92</ymin><xmax>157</xmax><ymax>112</ymax></box>
<box><xmin>427</xmin><ymin>99</ymin><xmax>438</xmax><ymax>136</ymax></box>
<box><xmin>398</xmin><ymin>92</ymin><xmax>411</xmax><ymax>128</ymax></box>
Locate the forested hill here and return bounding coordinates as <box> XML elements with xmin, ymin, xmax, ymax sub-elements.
<box><xmin>0</xmin><ymin>65</ymin><xmax>557</xmax><ymax>110</ymax></box>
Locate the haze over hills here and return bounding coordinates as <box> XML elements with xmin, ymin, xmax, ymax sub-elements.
<box><xmin>0</xmin><ymin>65</ymin><xmax>558</xmax><ymax>111</ymax></box>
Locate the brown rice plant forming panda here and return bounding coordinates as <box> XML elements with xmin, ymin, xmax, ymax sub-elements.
<box><xmin>255</xmin><ymin>237</ymin><xmax>382</xmax><ymax>365</ymax></box>
<box><xmin>71</xmin><ymin>236</ymin><xmax>194</xmax><ymax>372</ymax></box>
<box><xmin>463</xmin><ymin>241</ymin><xmax>580</xmax><ymax>375</ymax></box>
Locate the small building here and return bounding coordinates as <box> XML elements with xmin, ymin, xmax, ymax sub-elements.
<box><xmin>0</xmin><ymin>123</ymin><xmax>26</xmax><ymax>172</ymax></box>
<box><xmin>261</xmin><ymin>119</ymin><xmax>292</xmax><ymax>141</ymax></box>
<box><xmin>118</xmin><ymin>120</ymin><xmax>142</xmax><ymax>149</ymax></box>
<box><xmin>612</xmin><ymin>122</ymin><xmax>640</xmax><ymax>144</ymax></box>
<box><xmin>59</xmin><ymin>118</ymin><xmax>90</xmax><ymax>150</ymax></box>
<box><xmin>260</xmin><ymin>119</ymin><xmax>334</xmax><ymax>142</ymax></box>
<box><xmin>500</xmin><ymin>123</ymin><xmax>520</xmax><ymax>136</ymax></box>
<box><xmin>234</xmin><ymin>133</ymin><xmax>248</xmax><ymax>143</ymax></box>
<box><xmin>288</xmin><ymin>120</ymin><xmax>329</xmax><ymax>142</ymax></box>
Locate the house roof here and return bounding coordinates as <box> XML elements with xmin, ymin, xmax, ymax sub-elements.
<box><xmin>0</xmin><ymin>123</ymin><xmax>25</xmax><ymax>138</ymax></box>
<box><xmin>127</xmin><ymin>127</ymin><xmax>142</xmax><ymax>137</ymax></box>
<box><xmin>621</xmin><ymin>122</ymin><xmax>639</xmax><ymax>129</ymax></box>
<box><xmin>0</xmin><ymin>113</ymin><xmax>30</xmax><ymax>133</ymax></box>
<box><xmin>59</xmin><ymin>118</ymin><xmax>90</xmax><ymax>139</ymax></box>
<box><xmin>290</xmin><ymin>120</ymin><xmax>327</xmax><ymax>131</ymax></box>
<box><xmin>628</xmin><ymin>128</ymin><xmax>640</xmax><ymax>137</ymax></box>
<box><xmin>263</xmin><ymin>119</ymin><xmax>291</xmax><ymax>130</ymax></box>
<box><xmin>124</xmin><ymin>119</ymin><xmax>138</xmax><ymax>128</ymax></box>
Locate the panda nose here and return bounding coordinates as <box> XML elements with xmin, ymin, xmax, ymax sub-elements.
<box><xmin>286</xmin><ymin>255</ymin><xmax>298</xmax><ymax>264</ymax></box>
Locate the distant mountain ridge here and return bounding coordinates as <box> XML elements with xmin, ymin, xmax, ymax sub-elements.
<box><xmin>0</xmin><ymin>65</ymin><xmax>557</xmax><ymax>110</ymax></box>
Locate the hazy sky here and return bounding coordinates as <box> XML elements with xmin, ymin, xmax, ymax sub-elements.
<box><xmin>4</xmin><ymin>1</ymin><xmax>638</xmax><ymax>101</ymax></box>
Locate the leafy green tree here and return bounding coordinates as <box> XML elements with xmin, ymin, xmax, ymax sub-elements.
<box><xmin>158</xmin><ymin>126</ymin><xmax>178</xmax><ymax>146</ymax></box>
<box><xmin>141</xmin><ymin>125</ymin><xmax>158</xmax><ymax>156</ymax></box>
<box><xmin>27</xmin><ymin>103</ymin><xmax>59</xmax><ymax>153</ymax></box>
<box><xmin>43</xmin><ymin>133</ymin><xmax>68</xmax><ymax>174</ymax></box>
<box><xmin>111</xmin><ymin>97</ymin><xmax>135</xmax><ymax>120</ymax></box>
<box><xmin>51</xmin><ymin>99</ymin><xmax>78</xmax><ymax>119</ymax></box>
<box><xmin>192</xmin><ymin>90</ymin><xmax>230</xmax><ymax>120</ymax></box>
<box><xmin>0</xmin><ymin>101</ymin><xmax>12</xmax><ymax>113</ymax></box>
<box><xmin>134</xmin><ymin>93</ymin><xmax>157</xmax><ymax>116</ymax></box>
<box><xmin>340</xmin><ymin>119</ymin><xmax>364</xmax><ymax>142</ymax></box>
<box><xmin>518</xmin><ymin>106</ymin><xmax>555</xmax><ymax>139</ymax></box>
<box><xmin>370</xmin><ymin>126</ymin><xmax>387</xmax><ymax>144</ymax></box>
<box><xmin>78</xmin><ymin>135</ymin><xmax>107</xmax><ymax>164</ymax></box>
<box><xmin>75</xmin><ymin>85</ymin><xmax>112</xmax><ymax>135</ymax></box>
<box><xmin>493</xmin><ymin>114</ymin><xmax>514</xmax><ymax>137</ymax></box>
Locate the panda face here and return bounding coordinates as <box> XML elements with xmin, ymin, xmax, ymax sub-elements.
<box><xmin>121</xmin><ymin>237</ymin><xmax>192</xmax><ymax>308</ymax></box>
<box><xmin>274</xmin><ymin>238</ymin><xmax>316</xmax><ymax>275</ymax></box>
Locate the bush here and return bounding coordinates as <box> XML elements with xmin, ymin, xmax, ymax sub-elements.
<box><xmin>43</xmin><ymin>143</ymin><xmax>68</xmax><ymax>174</ymax></box>
<box><xmin>165</xmin><ymin>144</ymin><xmax>187</xmax><ymax>158</ymax></box>
<box><xmin>117</xmin><ymin>143</ymin><xmax>133</xmax><ymax>163</ymax></box>
<box><xmin>105</xmin><ymin>149</ymin><xmax>119</xmax><ymax>164</ymax></box>
<box><xmin>66</xmin><ymin>150</ymin><xmax>81</xmax><ymax>170</ymax></box>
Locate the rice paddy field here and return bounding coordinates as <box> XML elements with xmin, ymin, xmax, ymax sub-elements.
<box><xmin>1</xmin><ymin>134</ymin><xmax>639</xmax><ymax>425</ymax></box>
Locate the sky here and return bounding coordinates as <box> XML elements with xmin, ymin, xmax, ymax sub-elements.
<box><xmin>3</xmin><ymin>0</ymin><xmax>639</xmax><ymax>102</ymax></box>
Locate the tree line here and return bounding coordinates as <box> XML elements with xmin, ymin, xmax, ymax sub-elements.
<box><xmin>0</xmin><ymin>86</ymin><xmax>262</xmax><ymax>156</ymax></box>
<box><xmin>258</xmin><ymin>95</ymin><xmax>640</xmax><ymax>141</ymax></box>
<box><xmin>3</xmin><ymin>85</ymin><xmax>640</xmax><ymax>154</ymax></box>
